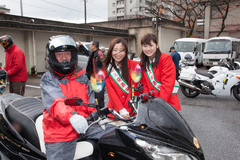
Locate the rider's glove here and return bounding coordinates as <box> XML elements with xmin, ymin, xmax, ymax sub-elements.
<box><xmin>119</xmin><ymin>108</ymin><xmax>129</xmax><ymax>116</ymax></box>
<box><xmin>69</xmin><ymin>114</ymin><xmax>88</xmax><ymax>134</ymax></box>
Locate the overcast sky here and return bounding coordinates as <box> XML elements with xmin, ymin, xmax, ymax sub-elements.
<box><xmin>1</xmin><ymin>0</ymin><xmax>108</xmax><ymax>24</ymax></box>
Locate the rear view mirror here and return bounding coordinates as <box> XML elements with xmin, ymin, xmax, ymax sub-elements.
<box><xmin>184</xmin><ymin>54</ymin><xmax>192</xmax><ymax>60</ymax></box>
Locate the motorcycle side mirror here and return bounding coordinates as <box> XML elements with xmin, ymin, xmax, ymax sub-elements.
<box><xmin>194</xmin><ymin>47</ymin><xmax>196</xmax><ymax>52</ymax></box>
<box><xmin>134</xmin><ymin>82</ymin><xmax>143</xmax><ymax>92</ymax></box>
<box><xmin>64</xmin><ymin>97</ymin><xmax>83</xmax><ymax>106</ymax></box>
<box><xmin>149</xmin><ymin>90</ymin><xmax>156</xmax><ymax>98</ymax></box>
<box><xmin>140</xmin><ymin>93</ymin><xmax>149</xmax><ymax>102</ymax></box>
<box><xmin>184</xmin><ymin>54</ymin><xmax>192</xmax><ymax>60</ymax></box>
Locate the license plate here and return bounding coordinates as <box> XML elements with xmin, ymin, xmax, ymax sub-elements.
<box><xmin>213</xmin><ymin>62</ymin><xmax>218</xmax><ymax>65</ymax></box>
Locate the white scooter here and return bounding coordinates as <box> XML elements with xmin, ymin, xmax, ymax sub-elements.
<box><xmin>178</xmin><ymin>55</ymin><xmax>240</xmax><ymax>101</ymax></box>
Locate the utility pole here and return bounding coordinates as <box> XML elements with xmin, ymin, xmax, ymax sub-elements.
<box><xmin>84</xmin><ymin>0</ymin><xmax>86</xmax><ymax>24</ymax></box>
<box><xmin>20</xmin><ymin>0</ymin><xmax>23</xmax><ymax>16</ymax></box>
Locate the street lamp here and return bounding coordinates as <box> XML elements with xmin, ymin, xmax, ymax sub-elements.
<box><xmin>152</xmin><ymin>17</ymin><xmax>161</xmax><ymax>40</ymax></box>
<box><xmin>145</xmin><ymin>11</ymin><xmax>160</xmax><ymax>40</ymax></box>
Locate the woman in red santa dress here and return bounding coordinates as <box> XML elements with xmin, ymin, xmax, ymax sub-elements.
<box><xmin>140</xmin><ymin>33</ymin><xmax>181</xmax><ymax>111</ymax></box>
<box><xmin>103</xmin><ymin>37</ymin><xmax>140</xmax><ymax>119</ymax></box>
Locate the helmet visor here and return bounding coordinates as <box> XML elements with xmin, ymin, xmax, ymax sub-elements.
<box><xmin>48</xmin><ymin>36</ymin><xmax>77</xmax><ymax>52</ymax></box>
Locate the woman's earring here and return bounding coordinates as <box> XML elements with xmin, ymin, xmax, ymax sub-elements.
<box><xmin>110</xmin><ymin>58</ymin><xmax>113</xmax><ymax>63</ymax></box>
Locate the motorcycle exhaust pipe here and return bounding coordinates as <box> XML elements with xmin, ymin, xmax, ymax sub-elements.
<box><xmin>178</xmin><ymin>79</ymin><xmax>202</xmax><ymax>91</ymax></box>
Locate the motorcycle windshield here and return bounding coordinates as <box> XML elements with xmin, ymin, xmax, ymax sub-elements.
<box><xmin>135</xmin><ymin>97</ymin><xmax>197</xmax><ymax>149</ymax></box>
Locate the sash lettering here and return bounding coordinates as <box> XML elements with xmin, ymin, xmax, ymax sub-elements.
<box><xmin>146</xmin><ymin>59</ymin><xmax>179</xmax><ymax>94</ymax></box>
<box><xmin>107</xmin><ymin>64</ymin><xmax>130</xmax><ymax>94</ymax></box>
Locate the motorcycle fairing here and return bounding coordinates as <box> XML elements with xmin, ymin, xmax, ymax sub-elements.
<box><xmin>98</xmin><ymin>128</ymin><xmax>150</xmax><ymax>160</ymax></box>
<box><xmin>134</xmin><ymin>97</ymin><xmax>204</xmax><ymax>158</ymax></box>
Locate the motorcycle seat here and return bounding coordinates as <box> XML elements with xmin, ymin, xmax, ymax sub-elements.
<box><xmin>195</xmin><ymin>69</ymin><xmax>214</xmax><ymax>79</ymax></box>
<box><xmin>5</xmin><ymin>97</ymin><xmax>44</xmax><ymax>150</ymax></box>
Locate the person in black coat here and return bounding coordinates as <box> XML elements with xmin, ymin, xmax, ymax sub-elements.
<box><xmin>78</xmin><ymin>40</ymin><xmax>105</xmax><ymax>108</ymax></box>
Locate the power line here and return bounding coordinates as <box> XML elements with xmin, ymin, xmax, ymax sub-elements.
<box><xmin>63</xmin><ymin>0</ymin><xmax>82</xmax><ymax>19</ymax></box>
<box><xmin>4</xmin><ymin>0</ymin><xmax>108</xmax><ymax>22</ymax></box>
<box><xmin>40</xmin><ymin>0</ymin><xmax>107</xmax><ymax>20</ymax></box>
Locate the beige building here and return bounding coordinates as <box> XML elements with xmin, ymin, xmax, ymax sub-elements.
<box><xmin>0</xmin><ymin>8</ymin><xmax>187</xmax><ymax>74</ymax></box>
<box><xmin>203</xmin><ymin>1</ymin><xmax>240</xmax><ymax>39</ymax></box>
<box><xmin>90</xmin><ymin>17</ymin><xmax>188</xmax><ymax>55</ymax></box>
<box><xmin>0</xmin><ymin>13</ymin><xmax>132</xmax><ymax>74</ymax></box>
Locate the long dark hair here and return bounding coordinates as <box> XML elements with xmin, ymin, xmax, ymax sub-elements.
<box><xmin>103</xmin><ymin>37</ymin><xmax>129</xmax><ymax>83</ymax></box>
<box><xmin>140</xmin><ymin>34</ymin><xmax>161</xmax><ymax>71</ymax></box>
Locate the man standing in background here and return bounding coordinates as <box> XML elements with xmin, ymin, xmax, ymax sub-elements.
<box><xmin>170</xmin><ymin>46</ymin><xmax>181</xmax><ymax>80</ymax></box>
<box><xmin>0</xmin><ymin>35</ymin><xmax>28</xmax><ymax>96</ymax></box>
<box><xmin>78</xmin><ymin>40</ymin><xmax>105</xmax><ymax>108</ymax></box>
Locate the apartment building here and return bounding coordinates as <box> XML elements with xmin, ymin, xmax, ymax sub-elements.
<box><xmin>108</xmin><ymin>0</ymin><xmax>145</xmax><ymax>20</ymax></box>
<box><xmin>108</xmin><ymin>0</ymin><xmax>174</xmax><ymax>21</ymax></box>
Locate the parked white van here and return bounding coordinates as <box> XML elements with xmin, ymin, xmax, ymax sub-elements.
<box><xmin>173</xmin><ymin>38</ymin><xmax>207</xmax><ymax>66</ymax></box>
<box><xmin>203</xmin><ymin>36</ymin><xmax>240</xmax><ymax>68</ymax></box>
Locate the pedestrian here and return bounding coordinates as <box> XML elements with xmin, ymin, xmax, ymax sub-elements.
<box><xmin>140</xmin><ymin>34</ymin><xmax>181</xmax><ymax>111</ymax></box>
<box><xmin>0</xmin><ymin>35</ymin><xmax>28</xmax><ymax>96</ymax></box>
<box><xmin>169</xmin><ymin>46</ymin><xmax>181</xmax><ymax>80</ymax></box>
<box><xmin>101</xmin><ymin>47</ymin><xmax>106</xmax><ymax>54</ymax></box>
<box><xmin>78</xmin><ymin>40</ymin><xmax>105</xmax><ymax>108</ymax></box>
<box><xmin>40</xmin><ymin>35</ymin><xmax>96</xmax><ymax>160</ymax></box>
<box><xmin>103</xmin><ymin>37</ymin><xmax>140</xmax><ymax>119</ymax></box>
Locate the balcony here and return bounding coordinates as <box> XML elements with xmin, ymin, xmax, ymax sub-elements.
<box><xmin>117</xmin><ymin>12</ymin><xmax>124</xmax><ymax>16</ymax></box>
<box><xmin>117</xmin><ymin>3</ymin><xmax>124</xmax><ymax>8</ymax></box>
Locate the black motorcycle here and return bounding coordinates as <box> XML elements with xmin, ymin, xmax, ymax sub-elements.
<box><xmin>0</xmin><ymin>71</ymin><xmax>204</xmax><ymax>160</ymax></box>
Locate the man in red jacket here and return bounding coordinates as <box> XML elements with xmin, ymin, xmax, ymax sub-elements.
<box><xmin>0</xmin><ymin>35</ymin><xmax>28</xmax><ymax>96</ymax></box>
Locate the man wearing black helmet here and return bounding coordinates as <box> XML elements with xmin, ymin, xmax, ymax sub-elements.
<box><xmin>0</xmin><ymin>35</ymin><xmax>28</xmax><ymax>96</ymax></box>
<box><xmin>40</xmin><ymin>35</ymin><xmax>96</xmax><ymax>160</ymax></box>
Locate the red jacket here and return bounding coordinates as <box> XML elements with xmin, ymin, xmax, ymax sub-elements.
<box><xmin>40</xmin><ymin>67</ymin><xmax>96</xmax><ymax>143</ymax></box>
<box><xmin>142</xmin><ymin>53</ymin><xmax>181</xmax><ymax>111</ymax></box>
<box><xmin>4</xmin><ymin>44</ymin><xmax>28</xmax><ymax>82</ymax></box>
<box><xmin>103</xmin><ymin>60</ymin><xmax>140</xmax><ymax>116</ymax></box>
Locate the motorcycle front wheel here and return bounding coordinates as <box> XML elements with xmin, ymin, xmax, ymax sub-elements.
<box><xmin>233</xmin><ymin>84</ymin><xmax>240</xmax><ymax>101</ymax></box>
<box><xmin>180</xmin><ymin>85</ymin><xmax>200</xmax><ymax>98</ymax></box>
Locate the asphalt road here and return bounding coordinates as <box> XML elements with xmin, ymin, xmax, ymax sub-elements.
<box><xmin>3</xmin><ymin>66</ymin><xmax>240</xmax><ymax>160</ymax></box>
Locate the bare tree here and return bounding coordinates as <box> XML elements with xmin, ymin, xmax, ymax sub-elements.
<box><xmin>141</xmin><ymin>0</ymin><xmax>209</xmax><ymax>37</ymax></box>
<box><xmin>209</xmin><ymin>0</ymin><xmax>232</xmax><ymax>37</ymax></box>
<box><xmin>164</xmin><ymin>0</ymin><xmax>209</xmax><ymax>37</ymax></box>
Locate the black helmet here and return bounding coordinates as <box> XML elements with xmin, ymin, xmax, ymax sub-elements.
<box><xmin>0</xmin><ymin>35</ymin><xmax>14</xmax><ymax>49</ymax></box>
<box><xmin>46</xmin><ymin>35</ymin><xmax>78</xmax><ymax>79</ymax></box>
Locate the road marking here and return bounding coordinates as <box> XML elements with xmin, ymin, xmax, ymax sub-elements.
<box><xmin>26</xmin><ymin>84</ymin><xmax>41</xmax><ymax>89</ymax></box>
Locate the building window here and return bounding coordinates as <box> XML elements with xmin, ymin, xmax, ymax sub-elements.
<box><xmin>130</xmin><ymin>9</ymin><xmax>132</xmax><ymax>12</ymax></box>
<box><xmin>130</xmin><ymin>0</ymin><xmax>133</xmax><ymax>4</ymax></box>
<box><xmin>139</xmin><ymin>0</ymin><xmax>142</xmax><ymax>3</ymax></box>
<box><xmin>113</xmin><ymin>11</ymin><xmax>115</xmax><ymax>14</ymax></box>
<box><xmin>112</xmin><ymin>3</ymin><xmax>115</xmax><ymax>7</ymax></box>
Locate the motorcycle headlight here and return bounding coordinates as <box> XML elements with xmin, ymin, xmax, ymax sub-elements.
<box><xmin>135</xmin><ymin>138</ymin><xmax>198</xmax><ymax>160</ymax></box>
